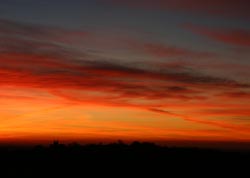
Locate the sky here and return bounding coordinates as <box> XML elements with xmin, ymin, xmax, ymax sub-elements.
<box><xmin>0</xmin><ymin>0</ymin><xmax>250</xmax><ymax>145</ymax></box>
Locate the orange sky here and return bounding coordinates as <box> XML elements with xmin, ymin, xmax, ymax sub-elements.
<box><xmin>1</xmin><ymin>84</ymin><xmax>250</xmax><ymax>144</ymax></box>
<box><xmin>0</xmin><ymin>1</ymin><xmax>250</xmax><ymax>145</ymax></box>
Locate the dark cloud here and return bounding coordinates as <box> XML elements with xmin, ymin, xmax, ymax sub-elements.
<box><xmin>0</xmin><ymin>18</ymin><xmax>88</xmax><ymax>41</ymax></box>
<box><xmin>0</xmin><ymin>18</ymin><xmax>88</xmax><ymax>58</ymax></box>
<box><xmin>0</xmin><ymin>18</ymin><xmax>249</xmax><ymax>106</ymax></box>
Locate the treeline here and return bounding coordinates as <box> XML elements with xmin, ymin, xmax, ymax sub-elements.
<box><xmin>0</xmin><ymin>141</ymin><xmax>249</xmax><ymax>177</ymax></box>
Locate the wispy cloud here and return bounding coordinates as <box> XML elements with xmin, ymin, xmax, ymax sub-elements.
<box><xmin>0</xmin><ymin>18</ymin><xmax>249</xmax><ymax>133</ymax></box>
<box><xmin>132</xmin><ymin>42</ymin><xmax>215</xmax><ymax>58</ymax></box>
<box><xmin>109</xmin><ymin>0</ymin><xmax>250</xmax><ymax>19</ymax></box>
<box><xmin>149</xmin><ymin>108</ymin><xmax>250</xmax><ymax>133</ymax></box>
<box><xmin>185</xmin><ymin>24</ymin><xmax>250</xmax><ymax>47</ymax></box>
<box><xmin>1</xmin><ymin>19</ymin><xmax>249</xmax><ymax>101</ymax></box>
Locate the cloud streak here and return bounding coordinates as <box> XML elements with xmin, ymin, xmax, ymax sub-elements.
<box><xmin>185</xmin><ymin>24</ymin><xmax>250</xmax><ymax>47</ymax></box>
<box><xmin>0</xmin><ymin>18</ymin><xmax>249</xmax><ymax>134</ymax></box>
<box><xmin>109</xmin><ymin>0</ymin><xmax>250</xmax><ymax>19</ymax></box>
<box><xmin>0</xmin><ymin>19</ymin><xmax>249</xmax><ymax>102</ymax></box>
<box><xmin>133</xmin><ymin>42</ymin><xmax>215</xmax><ymax>58</ymax></box>
<box><xmin>149</xmin><ymin>108</ymin><xmax>250</xmax><ymax>133</ymax></box>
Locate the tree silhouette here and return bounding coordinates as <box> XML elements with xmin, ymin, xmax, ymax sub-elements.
<box><xmin>0</xmin><ymin>140</ymin><xmax>249</xmax><ymax>177</ymax></box>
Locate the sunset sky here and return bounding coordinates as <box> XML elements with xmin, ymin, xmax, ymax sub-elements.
<box><xmin>0</xmin><ymin>0</ymin><xmax>250</xmax><ymax>144</ymax></box>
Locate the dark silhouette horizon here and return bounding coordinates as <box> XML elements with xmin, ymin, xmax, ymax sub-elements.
<box><xmin>1</xmin><ymin>140</ymin><xmax>250</xmax><ymax>177</ymax></box>
<box><xmin>1</xmin><ymin>139</ymin><xmax>250</xmax><ymax>151</ymax></box>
